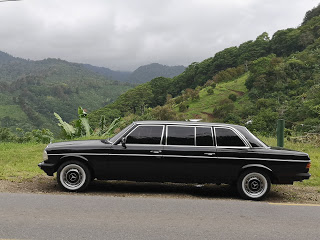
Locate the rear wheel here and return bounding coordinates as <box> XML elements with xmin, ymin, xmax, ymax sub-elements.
<box><xmin>237</xmin><ymin>169</ymin><xmax>271</xmax><ymax>200</ymax></box>
<box><xmin>57</xmin><ymin>161</ymin><xmax>91</xmax><ymax>192</ymax></box>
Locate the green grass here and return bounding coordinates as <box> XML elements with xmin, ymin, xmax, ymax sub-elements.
<box><xmin>178</xmin><ymin>73</ymin><xmax>249</xmax><ymax>120</ymax></box>
<box><xmin>0</xmin><ymin>142</ymin><xmax>47</xmax><ymax>181</ymax></box>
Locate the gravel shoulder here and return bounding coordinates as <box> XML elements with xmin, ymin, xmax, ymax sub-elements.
<box><xmin>0</xmin><ymin>175</ymin><xmax>319</xmax><ymax>204</ymax></box>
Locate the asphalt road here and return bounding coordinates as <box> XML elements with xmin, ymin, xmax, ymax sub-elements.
<box><xmin>0</xmin><ymin>193</ymin><xmax>319</xmax><ymax>240</ymax></box>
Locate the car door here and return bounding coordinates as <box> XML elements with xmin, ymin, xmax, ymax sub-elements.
<box><xmin>161</xmin><ymin>125</ymin><xmax>218</xmax><ymax>183</ymax></box>
<box><xmin>214</xmin><ymin>126</ymin><xmax>251</xmax><ymax>181</ymax></box>
<box><xmin>107</xmin><ymin>125</ymin><xmax>164</xmax><ymax>181</ymax></box>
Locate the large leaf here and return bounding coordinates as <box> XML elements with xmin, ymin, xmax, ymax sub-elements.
<box><xmin>54</xmin><ymin>112</ymin><xmax>75</xmax><ymax>138</ymax></box>
<box><xmin>101</xmin><ymin>117</ymin><xmax>121</xmax><ymax>138</ymax></box>
<box><xmin>77</xmin><ymin>107</ymin><xmax>92</xmax><ymax>137</ymax></box>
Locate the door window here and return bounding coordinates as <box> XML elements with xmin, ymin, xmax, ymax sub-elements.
<box><xmin>126</xmin><ymin>125</ymin><xmax>163</xmax><ymax>144</ymax></box>
<box><xmin>196</xmin><ymin>127</ymin><xmax>214</xmax><ymax>146</ymax></box>
<box><xmin>167</xmin><ymin>126</ymin><xmax>195</xmax><ymax>145</ymax></box>
<box><xmin>215</xmin><ymin>128</ymin><xmax>246</xmax><ymax>147</ymax></box>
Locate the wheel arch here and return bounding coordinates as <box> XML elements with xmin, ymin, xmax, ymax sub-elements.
<box><xmin>240</xmin><ymin>164</ymin><xmax>277</xmax><ymax>183</ymax></box>
<box><xmin>56</xmin><ymin>155</ymin><xmax>95</xmax><ymax>178</ymax></box>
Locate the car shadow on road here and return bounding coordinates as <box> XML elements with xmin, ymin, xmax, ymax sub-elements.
<box><xmin>13</xmin><ymin>176</ymin><xmax>288</xmax><ymax>202</ymax></box>
<box><xmin>82</xmin><ymin>180</ymin><xmax>284</xmax><ymax>201</ymax></box>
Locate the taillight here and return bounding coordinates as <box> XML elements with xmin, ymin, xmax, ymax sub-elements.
<box><xmin>306</xmin><ymin>163</ymin><xmax>311</xmax><ymax>169</ymax></box>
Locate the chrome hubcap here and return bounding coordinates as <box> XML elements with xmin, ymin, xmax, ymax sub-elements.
<box><xmin>242</xmin><ymin>173</ymin><xmax>267</xmax><ymax>198</ymax></box>
<box><xmin>60</xmin><ymin>164</ymin><xmax>86</xmax><ymax>190</ymax></box>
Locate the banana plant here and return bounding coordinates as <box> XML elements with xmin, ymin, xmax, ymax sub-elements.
<box><xmin>54</xmin><ymin>112</ymin><xmax>76</xmax><ymax>139</ymax></box>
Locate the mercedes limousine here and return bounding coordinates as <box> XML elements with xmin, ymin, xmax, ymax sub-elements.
<box><xmin>38</xmin><ymin>121</ymin><xmax>311</xmax><ymax>200</ymax></box>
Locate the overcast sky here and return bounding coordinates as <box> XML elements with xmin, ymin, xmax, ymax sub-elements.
<box><xmin>0</xmin><ymin>0</ymin><xmax>318</xmax><ymax>71</ymax></box>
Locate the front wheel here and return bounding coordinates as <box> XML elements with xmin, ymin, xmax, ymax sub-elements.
<box><xmin>237</xmin><ymin>170</ymin><xmax>271</xmax><ymax>200</ymax></box>
<box><xmin>57</xmin><ymin>161</ymin><xmax>91</xmax><ymax>192</ymax></box>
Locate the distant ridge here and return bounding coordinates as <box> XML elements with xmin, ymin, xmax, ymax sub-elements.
<box><xmin>81</xmin><ymin>64</ymin><xmax>131</xmax><ymax>83</ymax></box>
<box><xmin>82</xmin><ymin>62</ymin><xmax>186</xmax><ymax>84</ymax></box>
<box><xmin>129</xmin><ymin>63</ymin><xmax>186</xmax><ymax>84</ymax></box>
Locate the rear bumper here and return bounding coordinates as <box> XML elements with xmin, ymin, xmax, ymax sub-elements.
<box><xmin>294</xmin><ymin>172</ymin><xmax>311</xmax><ymax>181</ymax></box>
<box><xmin>38</xmin><ymin>161</ymin><xmax>55</xmax><ymax>176</ymax></box>
<box><xmin>276</xmin><ymin>172</ymin><xmax>311</xmax><ymax>184</ymax></box>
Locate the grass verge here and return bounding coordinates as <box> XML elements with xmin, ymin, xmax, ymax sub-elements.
<box><xmin>0</xmin><ymin>142</ymin><xmax>47</xmax><ymax>181</ymax></box>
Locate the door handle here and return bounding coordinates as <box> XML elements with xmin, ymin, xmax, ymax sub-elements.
<box><xmin>150</xmin><ymin>150</ymin><xmax>162</xmax><ymax>154</ymax></box>
<box><xmin>204</xmin><ymin>152</ymin><xmax>215</xmax><ymax>156</ymax></box>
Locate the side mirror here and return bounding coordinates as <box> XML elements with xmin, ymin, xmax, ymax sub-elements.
<box><xmin>121</xmin><ymin>137</ymin><xmax>127</xmax><ymax>148</ymax></box>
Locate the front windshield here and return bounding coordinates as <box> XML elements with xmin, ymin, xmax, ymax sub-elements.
<box><xmin>108</xmin><ymin>123</ymin><xmax>134</xmax><ymax>143</ymax></box>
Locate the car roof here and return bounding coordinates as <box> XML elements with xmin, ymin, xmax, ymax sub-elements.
<box><xmin>133</xmin><ymin>120</ymin><xmax>245</xmax><ymax>129</ymax></box>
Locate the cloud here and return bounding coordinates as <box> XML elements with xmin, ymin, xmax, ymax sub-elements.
<box><xmin>0</xmin><ymin>0</ymin><xmax>318</xmax><ymax>70</ymax></box>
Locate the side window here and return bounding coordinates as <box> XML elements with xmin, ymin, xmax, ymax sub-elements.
<box><xmin>196</xmin><ymin>127</ymin><xmax>214</xmax><ymax>146</ymax></box>
<box><xmin>215</xmin><ymin>128</ymin><xmax>246</xmax><ymax>147</ymax></box>
<box><xmin>126</xmin><ymin>125</ymin><xmax>163</xmax><ymax>144</ymax></box>
<box><xmin>167</xmin><ymin>126</ymin><xmax>194</xmax><ymax>145</ymax></box>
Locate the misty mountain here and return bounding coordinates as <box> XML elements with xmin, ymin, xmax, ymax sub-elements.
<box><xmin>129</xmin><ymin>63</ymin><xmax>186</xmax><ymax>84</ymax></box>
<box><xmin>83</xmin><ymin>62</ymin><xmax>186</xmax><ymax>84</ymax></box>
<box><xmin>81</xmin><ymin>64</ymin><xmax>131</xmax><ymax>82</ymax></box>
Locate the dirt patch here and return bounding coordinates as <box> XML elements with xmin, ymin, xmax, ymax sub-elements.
<box><xmin>228</xmin><ymin>89</ymin><xmax>245</xmax><ymax>96</ymax></box>
<box><xmin>0</xmin><ymin>176</ymin><xmax>319</xmax><ymax>204</ymax></box>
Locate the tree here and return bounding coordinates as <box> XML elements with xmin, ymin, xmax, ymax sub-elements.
<box><xmin>149</xmin><ymin>77</ymin><xmax>172</xmax><ymax>107</ymax></box>
<box><xmin>302</xmin><ymin>3</ymin><xmax>320</xmax><ymax>25</ymax></box>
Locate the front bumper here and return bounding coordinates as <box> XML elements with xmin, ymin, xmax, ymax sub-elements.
<box><xmin>38</xmin><ymin>161</ymin><xmax>55</xmax><ymax>176</ymax></box>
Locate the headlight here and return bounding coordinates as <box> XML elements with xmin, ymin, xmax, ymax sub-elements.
<box><xmin>43</xmin><ymin>150</ymin><xmax>48</xmax><ymax>161</ymax></box>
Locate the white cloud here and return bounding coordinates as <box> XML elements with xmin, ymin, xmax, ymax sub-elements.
<box><xmin>0</xmin><ymin>0</ymin><xmax>318</xmax><ymax>70</ymax></box>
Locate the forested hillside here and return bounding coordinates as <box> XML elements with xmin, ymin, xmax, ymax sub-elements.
<box><xmin>89</xmin><ymin>5</ymin><xmax>320</xmax><ymax>136</ymax></box>
<box><xmin>0</xmin><ymin>55</ymin><xmax>132</xmax><ymax>133</ymax></box>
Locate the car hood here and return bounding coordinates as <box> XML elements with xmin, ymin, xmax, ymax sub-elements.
<box><xmin>46</xmin><ymin>140</ymin><xmax>111</xmax><ymax>153</ymax></box>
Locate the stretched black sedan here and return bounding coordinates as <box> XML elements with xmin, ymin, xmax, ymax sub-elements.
<box><xmin>38</xmin><ymin>121</ymin><xmax>311</xmax><ymax>200</ymax></box>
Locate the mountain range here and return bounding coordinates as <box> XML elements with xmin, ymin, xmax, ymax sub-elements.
<box><xmin>0</xmin><ymin>51</ymin><xmax>184</xmax><ymax>134</ymax></box>
<box><xmin>82</xmin><ymin>62</ymin><xmax>185</xmax><ymax>84</ymax></box>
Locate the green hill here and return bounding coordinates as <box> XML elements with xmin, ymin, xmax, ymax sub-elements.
<box><xmin>0</xmin><ymin>55</ymin><xmax>132</xmax><ymax>134</ymax></box>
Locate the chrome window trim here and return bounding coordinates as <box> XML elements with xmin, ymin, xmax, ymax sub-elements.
<box><xmin>163</xmin><ymin>145</ymin><xmax>216</xmax><ymax>148</ymax></box>
<box><xmin>111</xmin><ymin>123</ymin><xmax>136</xmax><ymax>145</ymax></box>
<box><xmin>123</xmin><ymin>124</ymin><xmax>165</xmax><ymax>146</ymax></box>
<box><xmin>214</xmin><ymin>126</ymin><xmax>251</xmax><ymax>148</ymax></box>
<box><xmin>216</xmin><ymin>146</ymin><xmax>250</xmax><ymax>149</ymax></box>
<box><xmin>240</xmin><ymin>128</ymin><xmax>268</xmax><ymax>148</ymax></box>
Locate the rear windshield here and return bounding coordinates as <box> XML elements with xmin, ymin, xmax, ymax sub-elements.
<box><xmin>236</xmin><ymin>127</ymin><xmax>268</xmax><ymax>148</ymax></box>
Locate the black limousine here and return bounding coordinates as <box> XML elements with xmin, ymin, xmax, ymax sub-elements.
<box><xmin>38</xmin><ymin>121</ymin><xmax>311</xmax><ymax>200</ymax></box>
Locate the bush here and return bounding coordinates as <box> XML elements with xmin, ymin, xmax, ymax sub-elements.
<box><xmin>207</xmin><ymin>88</ymin><xmax>214</xmax><ymax>95</ymax></box>
<box><xmin>228</xmin><ymin>93</ymin><xmax>237</xmax><ymax>102</ymax></box>
<box><xmin>213</xmin><ymin>99</ymin><xmax>235</xmax><ymax>118</ymax></box>
<box><xmin>179</xmin><ymin>103</ymin><xmax>189</xmax><ymax>112</ymax></box>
